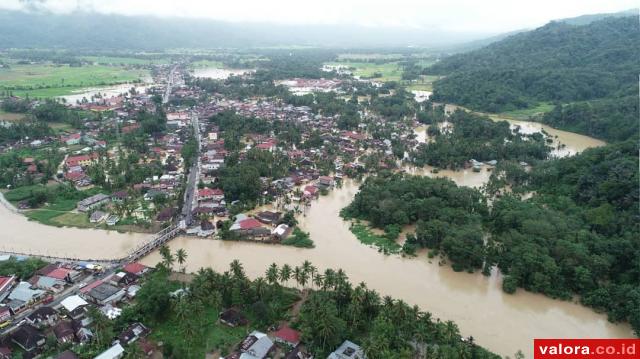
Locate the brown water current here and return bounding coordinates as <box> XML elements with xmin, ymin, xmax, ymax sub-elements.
<box><xmin>0</xmin><ymin>204</ymin><xmax>148</xmax><ymax>260</ymax></box>
<box><xmin>141</xmin><ymin>177</ymin><xmax>633</xmax><ymax>358</ymax></box>
<box><xmin>0</xmin><ymin>116</ymin><xmax>628</xmax><ymax>357</ymax></box>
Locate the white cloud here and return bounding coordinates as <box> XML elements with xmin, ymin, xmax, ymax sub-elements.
<box><xmin>1</xmin><ymin>0</ymin><xmax>637</xmax><ymax>33</ymax></box>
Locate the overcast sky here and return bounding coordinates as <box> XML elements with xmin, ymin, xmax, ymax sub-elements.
<box><xmin>1</xmin><ymin>0</ymin><xmax>637</xmax><ymax>33</ymax></box>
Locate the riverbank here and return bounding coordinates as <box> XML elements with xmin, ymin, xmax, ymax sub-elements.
<box><xmin>0</xmin><ymin>202</ymin><xmax>149</xmax><ymax>260</ymax></box>
<box><xmin>139</xmin><ymin>178</ymin><xmax>633</xmax><ymax>358</ymax></box>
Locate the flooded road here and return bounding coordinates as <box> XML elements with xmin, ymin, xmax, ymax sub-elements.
<box><xmin>140</xmin><ymin>178</ymin><xmax>632</xmax><ymax>357</ymax></box>
<box><xmin>0</xmin><ymin>203</ymin><xmax>148</xmax><ymax>260</ymax></box>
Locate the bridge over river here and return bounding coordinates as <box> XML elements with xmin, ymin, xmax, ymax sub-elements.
<box><xmin>0</xmin><ymin>225</ymin><xmax>181</xmax><ymax>265</ymax></box>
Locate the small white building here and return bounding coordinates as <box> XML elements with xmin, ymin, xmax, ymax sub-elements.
<box><xmin>95</xmin><ymin>343</ymin><xmax>125</xmax><ymax>359</ymax></box>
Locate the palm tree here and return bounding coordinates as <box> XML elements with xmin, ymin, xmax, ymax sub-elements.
<box><xmin>301</xmin><ymin>260</ymin><xmax>313</xmax><ymax>276</ymax></box>
<box><xmin>323</xmin><ymin>268</ymin><xmax>336</xmax><ymax>291</ymax></box>
<box><xmin>299</xmin><ymin>269</ymin><xmax>310</xmax><ymax>289</ymax></box>
<box><xmin>279</xmin><ymin>264</ymin><xmax>291</xmax><ymax>286</ymax></box>
<box><xmin>443</xmin><ymin>320</ymin><xmax>460</xmax><ymax>345</ymax></box>
<box><xmin>313</xmin><ymin>273</ymin><xmax>324</xmax><ymax>289</ymax></box>
<box><xmin>266</xmin><ymin>263</ymin><xmax>279</xmax><ymax>286</ymax></box>
<box><xmin>175</xmin><ymin>248</ymin><xmax>188</xmax><ymax>273</ymax></box>
<box><xmin>254</xmin><ymin>277</ymin><xmax>268</xmax><ymax>299</ymax></box>
<box><xmin>229</xmin><ymin>259</ymin><xmax>245</xmax><ymax>280</ymax></box>
<box><xmin>159</xmin><ymin>244</ymin><xmax>174</xmax><ymax>270</ymax></box>
<box><xmin>293</xmin><ymin>266</ymin><xmax>302</xmax><ymax>289</ymax></box>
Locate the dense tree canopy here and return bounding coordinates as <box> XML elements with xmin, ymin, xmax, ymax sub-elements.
<box><xmin>428</xmin><ymin>15</ymin><xmax>639</xmax><ymax>143</ymax></box>
<box><xmin>412</xmin><ymin>110</ymin><xmax>550</xmax><ymax>169</ymax></box>
<box><xmin>342</xmin><ymin>174</ymin><xmax>488</xmax><ymax>271</ymax></box>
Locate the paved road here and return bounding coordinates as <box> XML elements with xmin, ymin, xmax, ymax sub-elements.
<box><xmin>181</xmin><ymin>111</ymin><xmax>200</xmax><ymax>226</ymax></box>
<box><xmin>162</xmin><ymin>64</ymin><xmax>179</xmax><ymax>104</ymax></box>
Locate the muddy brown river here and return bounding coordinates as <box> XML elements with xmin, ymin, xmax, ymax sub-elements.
<box><xmin>0</xmin><ymin>204</ymin><xmax>148</xmax><ymax>260</ymax></box>
<box><xmin>140</xmin><ymin>176</ymin><xmax>632</xmax><ymax>357</ymax></box>
<box><xmin>0</xmin><ymin>120</ymin><xmax>630</xmax><ymax>357</ymax></box>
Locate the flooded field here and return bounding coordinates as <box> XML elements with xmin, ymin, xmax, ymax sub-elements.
<box><xmin>58</xmin><ymin>82</ymin><xmax>151</xmax><ymax>104</ymax></box>
<box><xmin>492</xmin><ymin>116</ymin><xmax>607</xmax><ymax>157</ymax></box>
<box><xmin>191</xmin><ymin>67</ymin><xmax>254</xmax><ymax>79</ymax></box>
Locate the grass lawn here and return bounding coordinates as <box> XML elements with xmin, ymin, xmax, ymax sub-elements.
<box><xmin>498</xmin><ymin>102</ymin><xmax>554</xmax><ymax>120</ymax></box>
<box><xmin>4</xmin><ymin>184</ymin><xmax>52</xmax><ymax>202</ymax></box>
<box><xmin>349</xmin><ymin>222</ymin><xmax>401</xmax><ymax>254</ymax></box>
<box><xmin>25</xmin><ymin>209</ymin><xmax>67</xmax><ymax>226</ymax></box>
<box><xmin>0</xmin><ymin>63</ymin><xmax>149</xmax><ymax>98</ymax></box>
<box><xmin>50</xmin><ymin>212</ymin><xmax>91</xmax><ymax>227</ymax></box>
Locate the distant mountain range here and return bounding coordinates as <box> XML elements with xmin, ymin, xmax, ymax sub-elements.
<box><xmin>0</xmin><ymin>10</ymin><xmax>492</xmax><ymax>50</ymax></box>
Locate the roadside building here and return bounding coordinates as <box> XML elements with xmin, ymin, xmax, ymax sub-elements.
<box><xmin>85</xmin><ymin>283</ymin><xmax>126</xmax><ymax>305</ymax></box>
<box><xmin>25</xmin><ymin>306</ymin><xmax>58</xmax><ymax>328</ymax></box>
<box><xmin>11</xmin><ymin>324</ymin><xmax>45</xmax><ymax>353</ymax></box>
<box><xmin>77</xmin><ymin>193</ymin><xmax>110</xmax><ymax>212</ymax></box>
<box><xmin>95</xmin><ymin>343</ymin><xmax>125</xmax><ymax>359</ymax></box>
<box><xmin>53</xmin><ymin>321</ymin><xmax>75</xmax><ymax>344</ymax></box>
<box><xmin>0</xmin><ymin>275</ymin><xmax>16</xmax><ymax>301</ymax></box>
<box><xmin>122</xmin><ymin>262</ymin><xmax>149</xmax><ymax>277</ymax></box>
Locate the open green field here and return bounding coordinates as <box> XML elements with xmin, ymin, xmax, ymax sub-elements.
<box><xmin>83</xmin><ymin>56</ymin><xmax>170</xmax><ymax>65</ymax></box>
<box><xmin>0</xmin><ymin>63</ymin><xmax>149</xmax><ymax>97</ymax></box>
<box><xmin>499</xmin><ymin>102</ymin><xmax>554</xmax><ymax>120</ymax></box>
<box><xmin>405</xmin><ymin>75</ymin><xmax>442</xmax><ymax>91</ymax></box>
<box><xmin>326</xmin><ymin>61</ymin><xmax>403</xmax><ymax>82</ymax></box>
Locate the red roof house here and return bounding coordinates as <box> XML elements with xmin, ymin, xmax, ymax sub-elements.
<box><xmin>274</xmin><ymin>325</ymin><xmax>301</xmax><ymax>346</ymax></box>
<box><xmin>123</xmin><ymin>263</ymin><xmax>148</xmax><ymax>276</ymax></box>
<box><xmin>239</xmin><ymin>218</ymin><xmax>262</xmax><ymax>230</ymax></box>
<box><xmin>46</xmin><ymin>268</ymin><xmax>72</xmax><ymax>280</ymax></box>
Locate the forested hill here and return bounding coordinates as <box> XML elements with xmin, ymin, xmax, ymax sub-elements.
<box><xmin>428</xmin><ymin>16</ymin><xmax>640</xmax><ymax>141</ymax></box>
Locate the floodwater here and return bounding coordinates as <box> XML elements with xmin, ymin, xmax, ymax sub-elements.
<box><xmin>191</xmin><ymin>67</ymin><xmax>255</xmax><ymax>80</ymax></box>
<box><xmin>490</xmin><ymin>116</ymin><xmax>606</xmax><ymax>157</ymax></box>
<box><xmin>58</xmin><ymin>83</ymin><xmax>151</xmax><ymax>104</ymax></box>
<box><xmin>411</xmin><ymin>90</ymin><xmax>432</xmax><ymax>103</ymax></box>
<box><xmin>140</xmin><ymin>178</ymin><xmax>632</xmax><ymax>358</ymax></box>
<box><xmin>0</xmin><ymin>203</ymin><xmax>148</xmax><ymax>260</ymax></box>
<box><xmin>414</xmin><ymin>116</ymin><xmax>606</xmax><ymax>159</ymax></box>
<box><xmin>0</xmin><ymin>105</ymin><xmax>625</xmax><ymax>356</ymax></box>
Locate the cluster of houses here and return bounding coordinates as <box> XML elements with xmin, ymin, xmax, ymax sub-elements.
<box><xmin>0</xmin><ymin>259</ymin><xmax>153</xmax><ymax>358</ymax></box>
<box><xmin>275</xmin><ymin>78</ymin><xmax>343</xmax><ymax>96</ymax></box>
<box><xmin>218</xmin><ymin>307</ymin><xmax>365</xmax><ymax>359</ymax></box>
